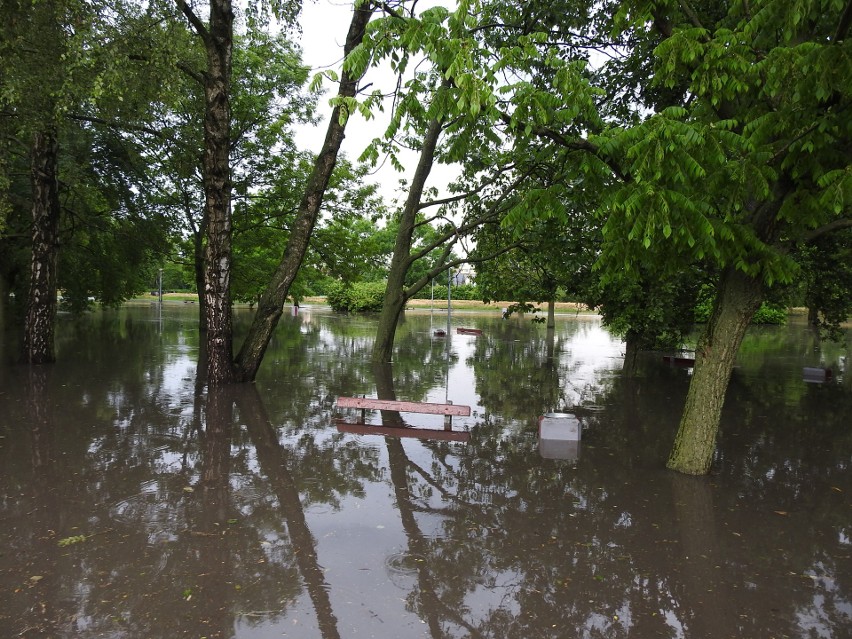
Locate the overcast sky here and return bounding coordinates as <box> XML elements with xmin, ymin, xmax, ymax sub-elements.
<box><xmin>295</xmin><ymin>0</ymin><xmax>457</xmax><ymax>202</ymax></box>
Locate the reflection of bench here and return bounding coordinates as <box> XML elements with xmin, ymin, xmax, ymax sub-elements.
<box><xmin>335</xmin><ymin>396</ymin><xmax>471</xmax><ymax>442</ymax></box>
<box><xmin>336</xmin><ymin>422</ymin><xmax>470</xmax><ymax>442</ymax></box>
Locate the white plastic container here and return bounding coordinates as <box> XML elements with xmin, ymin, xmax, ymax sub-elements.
<box><xmin>539</xmin><ymin>413</ymin><xmax>581</xmax><ymax>460</ymax></box>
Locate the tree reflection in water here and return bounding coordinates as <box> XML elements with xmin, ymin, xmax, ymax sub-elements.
<box><xmin>0</xmin><ymin>305</ymin><xmax>849</xmax><ymax>638</ymax></box>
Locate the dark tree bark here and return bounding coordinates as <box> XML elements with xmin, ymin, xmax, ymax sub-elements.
<box><xmin>233</xmin><ymin>2</ymin><xmax>375</xmax><ymax>382</ymax></box>
<box><xmin>183</xmin><ymin>191</ymin><xmax>208</xmax><ymax>332</ymax></box>
<box><xmin>22</xmin><ymin>129</ymin><xmax>61</xmax><ymax>364</ymax></box>
<box><xmin>371</xmin><ymin>115</ymin><xmax>444</xmax><ymax>363</ymax></box>
<box><xmin>667</xmin><ymin>267</ymin><xmax>763</xmax><ymax>474</ymax></box>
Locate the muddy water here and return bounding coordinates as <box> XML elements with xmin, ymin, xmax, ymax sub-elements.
<box><xmin>0</xmin><ymin>303</ymin><xmax>849</xmax><ymax>638</ymax></box>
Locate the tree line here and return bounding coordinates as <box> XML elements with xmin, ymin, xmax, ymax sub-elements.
<box><xmin>2</xmin><ymin>0</ymin><xmax>850</xmax><ymax>474</ymax></box>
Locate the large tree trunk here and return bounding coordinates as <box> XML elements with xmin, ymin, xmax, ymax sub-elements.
<box><xmin>667</xmin><ymin>267</ymin><xmax>763</xmax><ymax>474</ymax></box>
<box><xmin>622</xmin><ymin>328</ymin><xmax>641</xmax><ymax>377</ymax></box>
<box><xmin>22</xmin><ymin>129</ymin><xmax>61</xmax><ymax>364</ymax></box>
<box><xmin>372</xmin><ymin>115</ymin><xmax>444</xmax><ymax>363</ymax></box>
<box><xmin>546</xmin><ymin>298</ymin><xmax>555</xmax><ymax>329</ymax></box>
<box><xmin>233</xmin><ymin>2</ymin><xmax>374</xmax><ymax>382</ymax></box>
<box><xmin>200</xmin><ymin>0</ymin><xmax>235</xmax><ymax>385</ymax></box>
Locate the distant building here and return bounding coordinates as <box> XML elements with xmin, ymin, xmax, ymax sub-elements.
<box><xmin>452</xmin><ymin>265</ymin><xmax>474</xmax><ymax>286</ymax></box>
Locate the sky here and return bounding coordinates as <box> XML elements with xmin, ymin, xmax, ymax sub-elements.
<box><xmin>295</xmin><ymin>0</ymin><xmax>458</xmax><ymax>203</ymax></box>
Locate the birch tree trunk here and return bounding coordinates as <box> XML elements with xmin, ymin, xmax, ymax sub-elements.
<box><xmin>22</xmin><ymin>129</ymin><xmax>61</xmax><ymax>364</ymax></box>
<box><xmin>199</xmin><ymin>0</ymin><xmax>235</xmax><ymax>385</ymax></box>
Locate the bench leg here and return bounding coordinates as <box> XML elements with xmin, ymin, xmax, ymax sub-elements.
<box><xmin>444</xmin><ymin>400</ymin><xmax>453</xmax><ymax>430</ymax></box>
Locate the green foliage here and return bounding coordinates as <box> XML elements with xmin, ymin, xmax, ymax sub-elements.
<box><xmin>693</xmin><ymin>285</ymin><xmax>788</xmax><ymax>326</ymax></box>
<box><xmin>751</xmin><ymin>304</ymin><xmax>789</xmax><ymax>326</ymax></box>
<box><xmin>594</xmin><ymin>265</ymin><xmax>707</xmax><ymax>351</ymax></box>
<box><xmin>410</xmin><ymin>283</ymin><xmax>480</xmax><ymax>301</ymax></box>
<box><xmin>231</xmin><ymin>156</ymin><xmax>390</xmax><ymax>304</ymax></box>
<box><xmin>599</xmin><ymin>0</ymin><xmax>852</xmax><ymax>293</ymax></box>
<box><xmin>326</xmin><ymin>281</ymin><xmax>387</xmax><ymax>313</ymax></box>
<box><xmin>797</xmin><ymin>230</ymin><xmax>852</xmax><ymax>340</ymax></box>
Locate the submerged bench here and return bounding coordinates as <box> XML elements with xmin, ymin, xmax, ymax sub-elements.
<box><xmin>336</xmin><ymin>396</ymin><xmax>471</xmax><ymax>441</ymax></box>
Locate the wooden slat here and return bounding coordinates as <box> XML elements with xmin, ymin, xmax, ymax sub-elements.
<box><xmin>336</xmin><ymin>421</ymin><xmax>471</xmax><ymax>443</ymax></box>
<box><xmin>337</xmin><ymin>396</ymin><xmax>471</xmax><ymax>416</ymax></box>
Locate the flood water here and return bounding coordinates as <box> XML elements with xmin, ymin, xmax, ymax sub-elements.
<box><xmin>1</xmin><ymin>302</ymin><xmax>850</xmax><ymax>639</ymax></box>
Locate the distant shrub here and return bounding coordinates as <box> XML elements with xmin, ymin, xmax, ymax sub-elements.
<box><xmin>751</xmin><ymin>303</ymin><xmax>788</xmax><ymax>325</ymax></box>
<box><xmin>326</xmin><ymin>281</ymin><xmax>386</xmax><ymax>313</ymax></box>
<box><xmin>694</xmin><ymin>297</ymin><xmax>788</xmax><ymax>325</ymax></box>
<box><xmin>411</xmin><ymin>283</ymin><xmax>480</xmax><ymax>301</ymax></box>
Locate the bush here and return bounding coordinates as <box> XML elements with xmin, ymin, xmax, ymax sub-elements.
<box><xmin>326</xmin><ymin>281</ymin><xmax>387</xmax><ymax>313</ymax></box>
<box><xmin>411</xmin><ymin>283</ymin><xmax>481</xmax><ymax>301</ymax></box>
<box><xmin>694</xmin><ymin>296</ymin><xmax>788</xmax><ymax>325</ymax></box>
<box><xmin>751</xmin><ymin>303</ymin><xmax>788</xmax><ymax>325</ymax></box>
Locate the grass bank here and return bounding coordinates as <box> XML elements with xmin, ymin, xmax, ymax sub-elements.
<box><xmin>130</xmin><ymin>293</ymin><xmax>594</xmax><ymax>314</ymax></box>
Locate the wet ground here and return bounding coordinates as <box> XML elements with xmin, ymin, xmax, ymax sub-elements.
<box><xmin>0</xmin><ymin>303</ymin><xmax>850</xmax><ymax>638</ymax></box>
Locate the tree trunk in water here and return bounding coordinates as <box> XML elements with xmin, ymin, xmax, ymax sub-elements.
<box><xmin>667</xmin><ymin>267</ymin><xmax>763</xmax><ymax>475</ymax></box>
<box><xmin>22</xmin><ymin>129</ymin><xmax>60</xmax><ymax>364</ymax></box>
<box><xmin>372</xmin><ymin>115</ymin><xmax>444</xmax><ymax>363</ymax></box>
<box><xmin>201</xmin><ymin>0</ymin><xmax>235</xmax><ymax>385</ymax></box>
<box><xmin>374</xmin><ymin>360</ymin><xmax>405</xmax><ymax>426</ymax></box>
<box><xmin>546</xmin><ymin>299</ymin><xmax>555</xmax><ymax>329</ymax></box>
<box><xmin>233</xmin><ymin>4</ymin><xmax>374</xmax><ymax>382</ymax></box>
<box><xmin>622</xmin><ymin>329</ymin><xmax>641</xmax><ymax>377</ymax></box>
<box><xmin>807</xmin><ymin>305</ymin><xmax>818</xmax><ymax>326</ymax></box>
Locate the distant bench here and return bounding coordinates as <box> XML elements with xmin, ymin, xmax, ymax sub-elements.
<box><xmin>335</xmin><ymin>396</ymin><xmax>471</xmax><ymax>442</ymax></box>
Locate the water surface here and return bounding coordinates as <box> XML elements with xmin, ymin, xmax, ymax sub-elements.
<box><xmin>1</xmin><ymin>303</ymin><xmax>849</xmax><ymax>638</ymax></box>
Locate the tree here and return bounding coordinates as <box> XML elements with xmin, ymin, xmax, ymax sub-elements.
<box><xmin>596</xmin><ymin>0</ymin><xmax>852</xmax><ymax>473</ymax></box>
<box><xmin>134</xmin><ymin>24</ymin><xmax>317</xmax><ymax>323</ymax></box>
<box><xmin>172</xmin><ymin>0</ymin><xmax>238</xmax><ymax>384</ymax></box>
<box><xmin>1</xmin><ymin>0</ymin><xmax>174</xmax><ymax>360</ymax></box>
<box><xmin>473</xmin><ymin>171</ymin><xmax>600</xmax><ymax>329</ymax></box>
<box><xmin>350</xmin><ymin>2</ymin><xmax>574</xmax><ymax>362</ymax></box>
<box><xmin>2</xmin><ymin>0</ymin><xmax>84</xmax><ymax>363</ymax></box>
<box><xmin>232</xmin><ymin>0</ymin><xmax>378</xmax><ymax>382</ymax></box>
<box><xmin>232</xmin><ymin>157</ymin><xmax>389</xmax><ymax>304</ymax></box>
<box><xmin>798</xmin><ymin>229</ymin><xmax>852</xmax><ymax>341</ymax></box>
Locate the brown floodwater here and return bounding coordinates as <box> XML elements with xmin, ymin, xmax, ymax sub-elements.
<box><xmin>0</xmin><ymin>302</ymin><xmax>849</xmax><ymax>638</ymax></box>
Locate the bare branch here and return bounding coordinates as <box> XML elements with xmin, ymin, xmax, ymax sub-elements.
<box><xmin>678</xmin><ymin>0</ymin><xmax>709</xmax><ymax>36</ymax></box>
<box><xmin>418</xmin><ymin>163</ymin><xmax>519</xmax><ymax>211</ymax></box>
<box><xmin>804</xmin><ymin>218</ymin><xmax>852</xmax><ymax>242</ymax></box>
<box><xmin>835</xmin><ymin>0</ymin><xmax>852</xmax><ymax>42</ymax></box>
<box><xmin>174</xmin><ymin>0</ymin><xmax>210</xmax><ymax>45</ymax></box>
<box><xmin>65</xmin><ymin>113</ymin><xmax>165</xmax><ymax>139</ymax></box>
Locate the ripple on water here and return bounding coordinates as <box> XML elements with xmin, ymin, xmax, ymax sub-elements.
<box><xmin>110</xmin><ymin>479</ymin><xmax>172</xmax><ymax>525</ymax></box>
<box><xmin>384</xmin><ymin>550</ymin><xmax>428</xmax><ymax>589</ymax></box>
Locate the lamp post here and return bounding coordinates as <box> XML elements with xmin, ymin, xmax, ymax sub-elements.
<box><xmin>158</xmin><ymin>268</ymin><xmax>163</xmax><ymax>306</ymax></box>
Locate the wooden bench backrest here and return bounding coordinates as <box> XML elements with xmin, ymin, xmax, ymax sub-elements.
<box><xmin>337</xmin><ymin>396</ymin><xmax>471</xmax><ymax>416</ymax></box>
